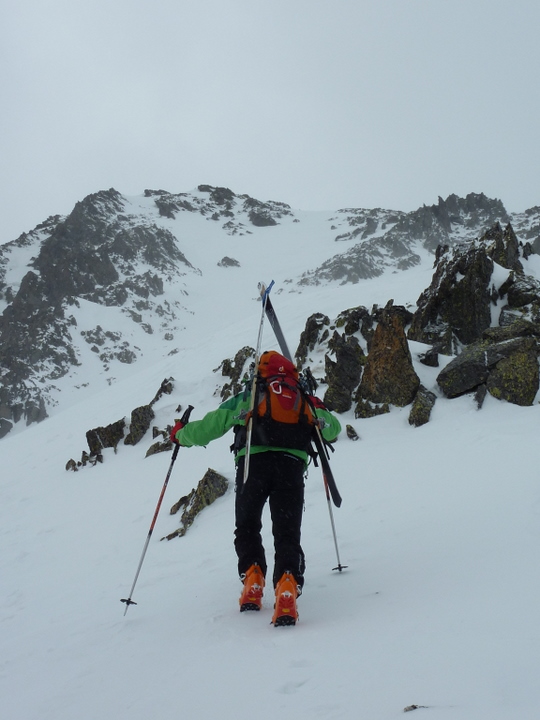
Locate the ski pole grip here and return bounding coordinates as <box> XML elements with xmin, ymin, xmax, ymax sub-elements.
<box><xmin>180</xmin><ymin>404</ymin><xmax>194</xmax><ymax>425</ymax></box>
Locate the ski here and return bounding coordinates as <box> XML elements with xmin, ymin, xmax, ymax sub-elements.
<box><xmin>242</xmin><ymin>282</ymin><xmax>274</xmax><ymax>486</ymax></box>
<box><xmin>263</xmin><ymin>292</ymin><xmax>292</xmax><ymax>362</ymax></box>
<box><xmin>311</xmin><ymin>425</ymin><xmax>342</xmax><ymax>508</ymax></box>
<box><xmin>260</xmin><ymin>283</ymin><xmax>342</xmax><ymax>508</ymax></box>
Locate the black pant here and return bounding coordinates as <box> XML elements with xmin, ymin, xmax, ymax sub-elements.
<box><xmin>235</xmin><ymin>452</ymin><xmax>306</xmax><ymax>588</ymax></box>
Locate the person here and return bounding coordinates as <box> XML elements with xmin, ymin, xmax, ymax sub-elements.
<box><xmin>170</xmin><ymin>350</ymin><xmax>341</xmax><ymax>626</ymax></box>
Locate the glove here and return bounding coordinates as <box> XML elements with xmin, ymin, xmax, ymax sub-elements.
<box><xmin>170</xmin><ymin>420</ymin><xmax>184</xmax><ymax>445</ymax></box>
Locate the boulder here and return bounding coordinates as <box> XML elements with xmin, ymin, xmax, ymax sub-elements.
<box><xmin>482</xmin><ymin>319</ymin><xmax>540</xmax><ymax>343</ymax></box>
<box><xmin>356</xmin><ymin>305</ymin><xmax>420</xmax><ymax>407</ymax></box>
<box><xmin>474</xmin><ymin>383</ymin><xmax>488</xmax><ymax>409</ymax></box>
<box><xmin>24</xmin><ymin>395</ymin><xmax>48</xmax><ymax>425</ymax></box>
<box><xmin>70</xmin><ymin>378</ymin><xmax>176</xmax><ymax>468</ymax></box>
<box><xmin>437</xmin><ymin>343</ymin><xmax>493</xmax><ymax>396</ymax></box>
<box><xmin>149</xmin><ymin>377</ymin><xmax>174</xmax><ymax>406</ymax></box>
<box><xmin>437</xmin><ymin>335</ymin><xmax>539</xmax><ymax>405</ymax></box>
<box><xmin>162</xmin><ymin>468</ymin><xmax>228</xmax><ymax>540</ymax></box>
<box><xmin>124</xmin><ymin>404</ymin><xmax>155</xmax><ymax>445</ymax></box>
<box><xmin>216</xmin><ymin>346</ymin><xmax>255</xmax><ymax>400</ymax></box>
<box><xmin>295</xmin><ymin>313</ymin><xmax>330</xmax><ymax>368</ymax></box>
<box><xmin>145</xmin><ymin>438</ymin><xmax>173</xmax><ymax>457</ymax></box>
<box><xmin>498</xmin><ymin>272</ymin><xmax>540</xmax><ymax>309</ymax></box>
<box><xmin>323</xmin><ymin>332</ymin><xmax>365</xmax><ymax>412</ymax></box>
<box><xmin>345</xmin><ymin>424</ymin><xmax>360</xmax><ymax>441</ymax></box>
<box><xmin>217</xmin><ymin>256</ymin><xmax>241</xmax><ymax>268</ymax></box>
<box><xmin>408</xmin><ymin>244</ymin><xmax>495</xmax><ymax>353</ymax></box>
<box><xmin>0</xmin><ymin>418</ymin><xmax>13</xmax><ymax>440</ymax></box>
<box><xmin>248</xmin><ymin>210</ymin><xmax>277</xmax><ymax>227</ymax></box>
<box><xmin>334</xmin><ymin>305</ymin><xmax>373</xmax><ymax>346</ymax></box>
<box><xmin>408</xmin><ymin>386</ymin><xmax>437</xmax><ymax>427</ymax></box>
<box><xmin>486</xmin><ymin>341</ymin><xmax>539</xmax><ymax>405</ymax></box>
<box><xmin>483</xmin><ymin>222</ymin><xmax>523</xmax><ymax>272</ymax></box>
<box><xmin>418</xmin><ymin>347</ymin><xmax>439</xmax><ymax>367</ymax></box>
<box><xmin>86</xmin><ymin>418</ymin><xmax>126</xmax><ymax>455</ymax></box>
<box><xmin>354</xmin><ymin>399</ymin><xmax>390</xmax><ymax>419</ymax></box>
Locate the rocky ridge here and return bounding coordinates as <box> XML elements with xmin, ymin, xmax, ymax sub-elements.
<box><xmin>1</xmin><ymin>185</ymin><xmax>300</xmax><ymax>437</ymax></box>
<box><xmin>299</xmin><ymin>193</ymin><xmax>513</xmax><ymax>285</ymax></box>
<box><xmin>1</xmin><ymin>186</ymin><xmax>540</xmax><ymax>439</ymax></box>
<box><xmin>292</xmin><ymin>221</ymin><xmax>540</xmax><ymax>424</ymax></box>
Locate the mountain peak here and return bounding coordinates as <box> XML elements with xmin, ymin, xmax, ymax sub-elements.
<box><xmin>0</xmin><ymin>186</ymin><xmax>538</xmax><ymax>438</ymax></box>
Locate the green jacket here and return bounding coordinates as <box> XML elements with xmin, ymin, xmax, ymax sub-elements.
<box><xmin>175</xmin><ymin>390</ymin><xmax>341</xmax><ymax>465</ymax></box>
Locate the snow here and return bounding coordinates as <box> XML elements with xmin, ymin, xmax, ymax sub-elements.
<box><xmin>2</xmin><ymin>196</ymin><xmax>540</xmax><ymax>719</ymax></box>
<box><xmin>490</xmin><ymin>263</ymin><xmax>512</xmax><ymax>327</ymax></box>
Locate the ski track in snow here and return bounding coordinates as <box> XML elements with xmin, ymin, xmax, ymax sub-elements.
<box><xmin>2</xmin><ymin>200</ymin><xmax>540</xmax><ymax>719</ymax></box>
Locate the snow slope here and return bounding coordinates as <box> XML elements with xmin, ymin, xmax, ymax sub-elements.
<box><xmin>2</xmin><ymin>205</ymin><xmax>540</xmax><ymax>719</ymax></box>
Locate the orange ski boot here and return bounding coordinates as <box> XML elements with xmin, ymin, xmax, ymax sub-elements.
<box><xmin>271</xmin><ymin>572</ymin><xmax>299</xmax><ymax>626</ymax></box>
<box><xmin>239</xmin><ymin>564</ymin><xmax>265</xmax><ymax>612</ymax></box>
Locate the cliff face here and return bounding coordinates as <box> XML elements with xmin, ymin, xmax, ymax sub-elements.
<box><xmin>0</xmin><ymin>189</ymin><xmax>198</xmax><ymax>436</ymax></box>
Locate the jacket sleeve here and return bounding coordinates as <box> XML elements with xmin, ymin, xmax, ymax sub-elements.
<box><xmin>316</xmin><ymin>407</ymin><xmax>342</xmax><ymax>443</ymax></box>
<box><xmin>309</xmin><ymin>395</ymin><xmax>341</xmax><ymax>442</ymax></box>
<box><xmin>175</xmin><ymin>394</ymin><xmax>246</xmax><ymax>448</ymax></box>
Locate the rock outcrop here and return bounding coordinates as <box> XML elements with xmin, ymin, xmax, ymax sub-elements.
<box><xmin>356</xmin><ymin>303</ymin><xmax>419</xmax><ymax>409</ymax></box>
<box><xmin>86</xmin><ymin>419</ymin><xmax>126</xmax><ymax>459</ymax></box>
<box><xmin>162</xmin><ymin>468</ymin><xmax>228</xmax><ymax>540</ymax></box>
<box><xmin>437</xmin><ymin>335</ymin><xmax>539</xmax><ymax>405</ymax></box>
<box><xmin>295</xmin><ymin>313</ymin><xmax>331</xmax><ymax>368</ymax></box>
<box><xmin>124</xmin><ymin>405</ymin><xmax>155</xmax><ymax>446</ymax></box>
<box><xmin>217</xmin><ymin>256</ymin><xmax>240</xmax><ymax>267</ymax></box>
<box><xmin>408</xmin><ymin>386</ymin><xmax>437</xmax><ymax>427</ymax></box>
<box><xmin>66</xmin><ymin>378</ymin><xmax>174</xmax><ymax>469</ymax></box>
<box><xmin>323</xmin><ymin>332</ymin><xmax>365</xmax><ymax>412</ymax></box>
<box><xmin>215</xmin><ymin>346</ymin><xmax>255</xmax><ymax>400</ymax></box>
<box><xmin>6</xmin><ymin>187</ymin><xmax>540</xmax><ymax>443</ymax></box>
<box><xmin>299</xmin><ymin>193</ymin><xmax>512</xmax><ymax>286</ymax></box>
<box><xmin>0</xmin><ymin>189</ymin><xmax>196</xmax><ymax>436</ymax></box>
<box><xmin>408</xmin><ymin>244</ymin><xmax>495</xmax><ymax>353</ymax></box>
<box><xmin>484</xmin><ymin>222</ymin><xmax>522</xmax><ymax>271</ymax></box>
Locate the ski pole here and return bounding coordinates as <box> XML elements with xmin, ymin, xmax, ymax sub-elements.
<box><xmin>320</xmin><ymin>449</ymin><xmax>347</xmax><ymax>572</ymax></box>
<box><xmin>312</xmin><ymin>406</ymin><xmax>346</xmax><ymax>570</ymax></box>
<box><xmin>121</xmin><ymin>404</ymin><xmax>194</xmax><ymax>614</ymax></box>
<box><xmin>242</xmin><ymin>281</ymin><xmax>274</xmax><ymax>486</ymax></box>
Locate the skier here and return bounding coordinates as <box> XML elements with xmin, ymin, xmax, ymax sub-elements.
<box><xmin>170</xmin><ymin>350</ymin><xmax>341</xmax><ymax>626</ymax></box>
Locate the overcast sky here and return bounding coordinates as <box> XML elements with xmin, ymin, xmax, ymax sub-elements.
<box><xmin>1</xmin><ymin>0</ymin><xmax>539</xmax><ymax>245</ymax></box>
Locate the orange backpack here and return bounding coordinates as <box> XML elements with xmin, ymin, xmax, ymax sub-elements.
<box><xmin>249</xmin><ymin>351</ymin><xmax>316</xmax><ymax>451</ymax></box>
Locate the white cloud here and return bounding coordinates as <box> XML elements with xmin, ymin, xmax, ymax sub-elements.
<box><xmin>2</xmin><ymin>0</ymin><xmax>539</xmax><ymax>244</ymax></box>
